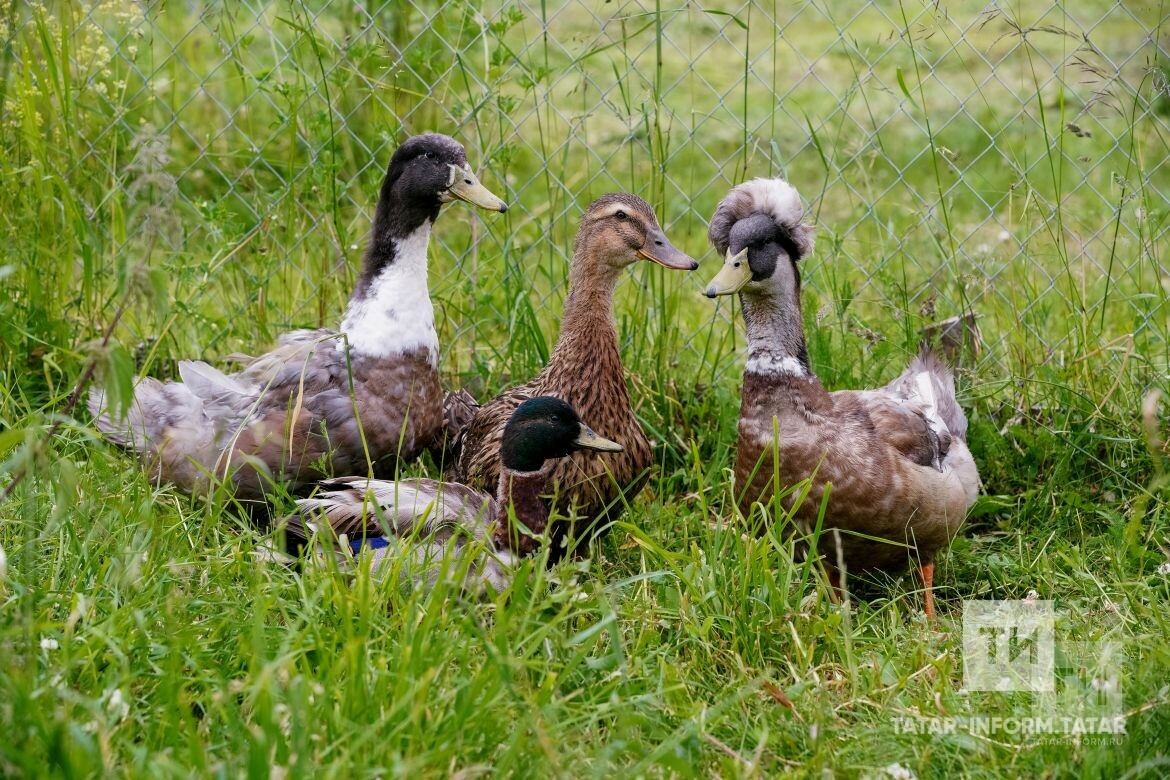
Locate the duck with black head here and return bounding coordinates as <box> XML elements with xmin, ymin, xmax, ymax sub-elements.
<box><xmin>90</xmin><ymin>133</ymin><xmax>507</xmax><ymax>509</ymax></box>
<box><xmin>286</xmin><ymin>396</ymin><xmax>622</xmax><ymax>595</ymax></box>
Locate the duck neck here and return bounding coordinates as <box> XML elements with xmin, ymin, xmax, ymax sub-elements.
<box><xmin>547</xmin><ymin>261</ymin><xmax>623</xmax><ymax>381</ymax></box>
<box><xmin>492</xmin><ymin>464</ymin><xmax>553</xmax><ymax>556</ymax></box>
<box><xmin>339</xmin><ymin>208</ymin><xmax>439</xmax><ymax>363</ymax></box>
<box><xmin>740</xmin><ymin>261</ymin><xmax>812</xmax><ymax>378</ymax></box>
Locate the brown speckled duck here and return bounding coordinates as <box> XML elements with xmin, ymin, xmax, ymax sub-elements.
<box><xmin>287</xmin><ymin>396</ymin><xmax>622</xmax><ymax>594</ymax></box>
<box><xmin>705</xmin><ymin>178</ymin><xmax>980</xmax><ymax>618</ymax></box>
<box><xmin>89</xmin><ymin>133</ymin><xmax>507</xmax><ymax>505</ymax></box>
<box><xmin>445</xmin><ymin>193</ymin><xmax>698</xmax><ymax>558</ymax></box>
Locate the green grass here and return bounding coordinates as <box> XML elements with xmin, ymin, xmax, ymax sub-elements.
<box><xmin>2</xmin><ymin>0</ymin><xmax>1170</xmax><ymax>777</ymax></box>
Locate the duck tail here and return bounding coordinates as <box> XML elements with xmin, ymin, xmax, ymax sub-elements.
<box><xmin>901</xmin><ymin>349</ymin><xmax>969</xmax><ymax>443</ymax></box>
<box><xmin>88</xmin><ymin>374</ymin><xmax>210</xmax><ymax>454</ymax></box>
<box><xmin>88</xmin><ymin>377</ymin><xmax>161</xmax><ymax>450</ymax></box>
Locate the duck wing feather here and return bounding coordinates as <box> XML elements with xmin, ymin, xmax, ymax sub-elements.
<box><xmin>90</xmin><ymin>331</ymin><xmax>442</xmax><ymax>500</ymax></box>
<box><xmin>287</xmin><ymin>475</ymin><xmax>495</xmax><ymax>543</ymax></box>
<box><xmin>287</xmin><ymin>475</ymin><xmax>516</xmax><ymax>595</ymax></box>
<box><xmin>852</xmin><ymin>389</ymin><xmax>950</xmax><ymax>471</ymax></box>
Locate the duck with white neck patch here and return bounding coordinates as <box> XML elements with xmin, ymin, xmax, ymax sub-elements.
<box><xmin>90</xmin><ymin>133</ymin><xmax>507</xmax><ymax>507</ymax></box>
<box><xmin>705</xmin><ymin>177</ymin><xmax>980</xmax><ymax>619</ymax></box>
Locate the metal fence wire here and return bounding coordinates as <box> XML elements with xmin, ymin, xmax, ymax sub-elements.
<box><xmin>4</xmin><ymin>1</ymin><xmax>1169</xmax><ymax>408</ymax></box>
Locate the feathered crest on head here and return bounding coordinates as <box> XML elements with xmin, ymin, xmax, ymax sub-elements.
<box><xmin>707</xmin><ymin>178</ymin><xmax>815</xmax><ymax>259</ymax></box>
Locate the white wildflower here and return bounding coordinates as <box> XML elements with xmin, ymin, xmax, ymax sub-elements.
<box><xmin>107</xmin><ymin>688</ymin><xmax>130</xmax><ymax>720</ymax></box>
<box><xmin>1156</xmin><ymin>562</ymin><xmax>1170</xmax><ymax>576</ymax></box>
<box><xmin>1091</xmin><ymin>676</ymin><xmax>1118</xmax><ymax>693</ymax></box>
<box><xmin>40</xmin><ymin>637</ymin><xmax>59</xmax><ymax>651</ymax></box>
<box><xmin>884</xmin><ymin>764</ymin><xmax>917</xmax><ymax>780</ymax></box>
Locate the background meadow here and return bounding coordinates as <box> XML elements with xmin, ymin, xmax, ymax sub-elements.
<box><xmin>1</xmin><ymin>0</ymin><xmax>1168</xmax><ymax>776</ymax></box>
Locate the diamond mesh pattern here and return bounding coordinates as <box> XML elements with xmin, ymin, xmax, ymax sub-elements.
<box><xmin>5</xmin><ymin>0</ymin><xmax>1167</xmax><ymax>397</ymax></box>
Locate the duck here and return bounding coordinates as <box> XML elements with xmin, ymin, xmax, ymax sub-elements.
<box><xmin>704</xmin><ymin>177</ymin><xmax>980</xmax><ymax>618</ymax></box>
<box><xmin>444</xmin><ymin>192</ymin><xmax>698</xmax><ymax>558</ymax></box>
<box><xmin>286</xmin><ymin>396</ymin><xmax>622</xmax><ymax>594</ymax></box>
<box><xmin>89</xmin><ymin>133</ymin><xmax>507</xmax><ymax>506</ymax></box>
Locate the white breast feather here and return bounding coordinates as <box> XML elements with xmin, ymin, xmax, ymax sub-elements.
<box><xmin>339</xmin><ymin>224</ymin><xmax>438</xmax><ymax>364</ymax></box>
<box><xmin>745</xmin><ymin>354</ymin><xmax>807</xmax><ymax>377</ymax></box>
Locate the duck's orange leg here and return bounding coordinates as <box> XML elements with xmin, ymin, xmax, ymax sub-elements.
<box><xmin>828</xmin><ymin>569</ymin><xmax>843</xmax><ymax>603</ymax></box>
<box><xmin>920</xmin><ymin>561</ymin><xmax>935</xmax><ymax>620</ymax></box>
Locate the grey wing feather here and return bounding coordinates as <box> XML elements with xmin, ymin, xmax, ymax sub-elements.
<box><xmin>286</xmin><ymin>476</ymin><xmax>516</xmax><ymax>596</ymax></box>
<box><xmin>89</xmin><ymin>374</ymin><xmax>220</xmax><ymax>450</ymax></box>
<box><xmin>858</xmin><ymin>348</ymin><xmax>970</xmax><ymax>472</ymax></box>
<box><xmin>177</xmin><ymin>360</ymin><xmax>255</xmax><ymax>408</ymax></box>
<box><xmin>288</xmin><ymin>476</ymin><xmax>495</xmax><ymax>542</ymax></box>
<box><xmin>240</xmin><ymin>330</ymin><xmax>349</xmax><ymax>392</ymax></box>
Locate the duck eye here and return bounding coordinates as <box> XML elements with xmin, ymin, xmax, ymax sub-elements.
<box><xmin>614</xmin><ymin>210</ymin><xmax>627</xmax><ymax>221</ymax></box>
<box><xmin>423</xmin><ymin>150</ymin><xmax>436</xmax><ymax>159</ymax></box>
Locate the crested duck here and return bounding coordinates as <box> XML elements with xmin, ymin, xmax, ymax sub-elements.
<box><xmin>704</xmin><ymin>178</ymin><xmax>980</xmax><ymax>618</ymax></box>
<box><xmin>90</xmin><ymin>133</ymin><xmax>507</xmax><ymax>505</ymax></box>
<box><xmin>286</xmin><ymin>396</ymin><xmax>622</xmax><ymax>593</ymax></box>
<box><xmin>445</xmin><ymin>193</ymin><xmax>698</xmax><ymax>558</ymax></box>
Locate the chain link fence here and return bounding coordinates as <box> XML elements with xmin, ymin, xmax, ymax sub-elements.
<box><xmin>4</xmin><ymin>1</ymin><xmax>1168</xmax><ymax>414</ymax></box>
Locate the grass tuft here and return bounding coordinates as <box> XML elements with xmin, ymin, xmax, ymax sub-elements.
<box><xmin>1</xmin><ymin>1</ymin><xmax>1168</xmax><ymax>776</ymax></box>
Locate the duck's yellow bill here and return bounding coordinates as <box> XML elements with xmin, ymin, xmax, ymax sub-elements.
<box><xmin>704</xmin><ymin>248</ymin><xmax>752</xmax><ymax>298</ymax></box>
<box><xmin>573</xmin><ymin>424</ymin><xmax>623</xmax><ymax>453</ymax></box>
<box><xmin>445</xmin><ymin>165</ymin><xmax>508</xmax><ymax>212</ymax></box>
